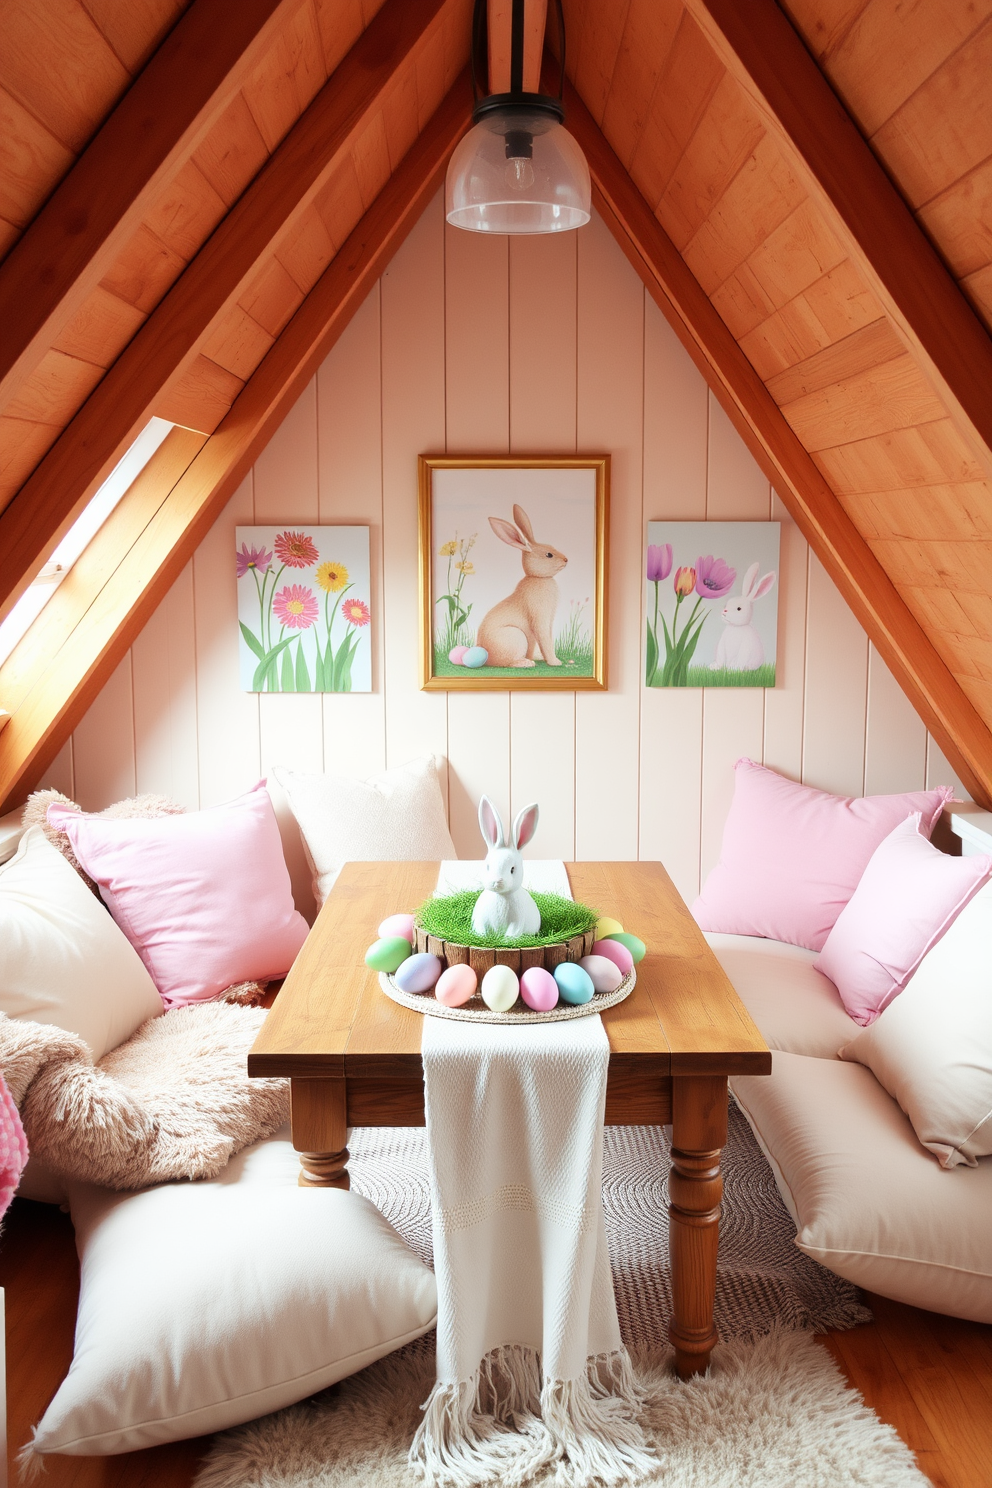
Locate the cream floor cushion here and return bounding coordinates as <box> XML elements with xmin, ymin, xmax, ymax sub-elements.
<box><xmin>705</xmin><ymin>932</ymin><xmax>860</xmax><ymax>1058</ymax></box>
<box><xmin>30</xmin><ymin>1126</ymin><xmax>438</xmax><ymax>1458</ymax></box>
<box><xmin>732</xmin><ymin>1051</ymin><xmax>992</xmax><ymax>1323</ymax></box>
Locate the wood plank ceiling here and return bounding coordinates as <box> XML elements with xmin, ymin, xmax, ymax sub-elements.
<box><xmin>0</xmin><ymin>0</ymin><xmax>989</xmax><ymax>807</ymax></box>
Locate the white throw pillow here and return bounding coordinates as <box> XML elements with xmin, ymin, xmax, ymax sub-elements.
<box><xmin>30</xmin><ymin>1128</ymin><xmax>437</xmax><ymax>1457</ymax></box>
<box><xmin>274</xmin><ymin>755</ymin><xmax>456</xmax><ymax>904</ymax></box>
<box><xmin>0</xmin><ymin>827</ymin><xmax>162</xmax><ymax>1060</ymax></box>
<box><xmin>839</xmin><ymin>879</ymin><xmax>992</xmax><ymax>1167</ymax></box>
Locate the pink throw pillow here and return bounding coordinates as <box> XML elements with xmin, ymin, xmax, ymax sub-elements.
<box><xmin>47</xmin><ymin>784</ymin><xmax>308</xmax><ymax>1009</ymax></box>
<box><xmin>692</xmin><ymin>760</ymin><xmax>954</xmax><ymax>951</ymax></box>
<box><xmin>816</xmin><ymin>813</ymin><xmax>991</xmax><ymax>1027</ymax></box>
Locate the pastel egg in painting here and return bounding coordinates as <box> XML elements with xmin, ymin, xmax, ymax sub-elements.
<box><xmin>520</xmin><ymin>966</ymin><xmax>559</xmax><ymax>1011</ymax></box>
<box><xmin>394</xmin><ymin>953</ymin><xmax>443</xmax><ymax>993</ymax></box>
<box><xmin>579</xmin><ymin>955</ymin><xmax>623</xmax><ymax>993</ymax></box>
<box><xmin>435</xmin><ymin>963</ymin><xmax>477</xmax><ymax>1007</ymax></box>
<box><xmin>365</xmin><ymin>937</ymin><xmax>412</xmax><ymax>973</ymax></box>
<box><xmin>378</xmin><ymin>913</ymin><xmax>416</xmax><ymax>944</ymax></box>
<box><xmin>462</xmin><ymin>646</ymin><xmax>489</xmax><ymax>668</ymax></box>
<box><xmin>448</xmin><ymin>645</ymin><xmax>468</xmax><ymax>665</ymax></box>
<box><xmin>481</xmin><ymin>965</ymin><xmax>519</xmax><ymax>1011</ymax></box>
<box><xmin>554</xmin><ymin>962</ymin><xmax>595</xmax><ymax>1006</ymax></box>
<box><xmin>592</xmin><ymin>938</ymin><xmax>634</xmax><ymax>975</ymax></box>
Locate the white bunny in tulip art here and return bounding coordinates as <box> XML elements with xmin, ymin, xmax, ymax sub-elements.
<box><xmin>710</xmin><ymin>562</ymin><xmax>777</xmax><ymax>672</ymax></box>
<box><xmin>471</xmin><ymin>796</ymin><xmax>542</xmax><ymax>940</ymax></box>
<box><xmin>476</xmin><ymin>504</ymin><xmax>567</xmax><ymax>667</ymax></box>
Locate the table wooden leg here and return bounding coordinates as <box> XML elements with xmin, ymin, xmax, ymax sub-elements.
<box><xmin>668</xmin><ymin>1073</ymin><xmax>727</xmax><ymax>1378</ymax></box>
<box><xmin>290</xmin><ymin>1077</ymin><xmax>349</xmax><ymax>1189</ymax></box>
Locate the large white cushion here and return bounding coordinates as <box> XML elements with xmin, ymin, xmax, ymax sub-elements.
<box><xmin>732</xmin><ymin>1052</ymin><xmax>992</xmax><ymax>1322</ymax></box>
<box><xmin>275</xmin><ymin>755</ymin><xmax>456</xmax><ymax>904</ymax></box>
<box><xmin>31</xmin><ymin>1127</ymin><xmax>437</xmax><ymax>1456</ymax></box>
<box><xmin>840</xmin><ymin>880</ymin><xmax>992</xmax><ymax>1168</ymax></box>
<box><xmin>0</xmin><ymin>827</ymin><xmax>162</xmax><ymax>1060</ymax></box>
<box><xmin>705</xmin><ymin>933</ymin><xmax>859</xmax><ymax>1059</ymax></box>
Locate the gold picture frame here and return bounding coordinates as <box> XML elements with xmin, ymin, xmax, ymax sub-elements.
<box><xmin>419</xmin><ymin>453</ymin><xmax>609</xmax><ymax>691</ymax></box>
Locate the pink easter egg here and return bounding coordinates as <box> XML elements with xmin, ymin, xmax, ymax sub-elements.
<box><xmin>435</xmin><ymin>963</ymin><xmax>477</xmax><ymax>1007</ymax></box>
<box><xmin>448</xmin><ymin>645</ymin><xmax>468</xmax><ymax>665</ymax></box>
<box><xmin>520</xmin><ymin>966</ymin><xmax>559</xmax><ymax>1011</ymax></box>
<box><xmin>580</xmin><ymin>955</ymin><xmax>623</xmax><ymax>993</ymax></box>
<box><xmin>592</xmin><ymin>938</ymin><xmax>634</xmax><ymax>975</ymax></box>
<box><xmin>378</xmin><ymin>912</ymin><xmax>416</xmax><ymax>944</ymax></box>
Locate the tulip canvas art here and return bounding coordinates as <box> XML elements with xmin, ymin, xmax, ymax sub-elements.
<box><xmin>236</xmin><ymin>526</ymin><xmax>371</xmax><ymax>692</ymax></box>
<box><xmin>645</xmin><ymin>521</ymin><xmax>780</xmax><ymax>688</ymax></box>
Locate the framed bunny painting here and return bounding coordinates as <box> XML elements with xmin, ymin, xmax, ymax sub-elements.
<box><xmin>419</xmin><ymin>455</ymin><xmax>609</xmax><ymax>690</ymax></box>
<box><xmin>645</xmin><ymin>521</ymin><xmax>780</xmax><ymax>688</ymax></box>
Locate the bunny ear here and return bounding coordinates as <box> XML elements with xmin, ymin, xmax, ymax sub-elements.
<box><xmin>512</xmin><ymin>505</ymin><xmax>535</xmax><ymax>542</ymax></box>
<box><xmin>478</xmin><ymin>795</ymin><xmax>504</xmax><ymax>848</ymax></box>
<box><xmin>489</xmin><ymin>516</ymin><xmax>531</xmax><ymax>552</ymax></box>
<box><xmin>512</xmin><ymin>802</ymin><xmax>539</xmax><ymax>851</ymax></box>
<box><xmin>742</xmin><ymin>561</ymin><xmax>760</xmax><ymax>598</ymax></box>
<box><xmin>752</xmin><ymin>571</ymin><xmax>776</xmax><ymax>599</ymax></box>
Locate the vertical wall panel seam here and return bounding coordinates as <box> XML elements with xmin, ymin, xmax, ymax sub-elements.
<box><xmin>190</xmin><ymin>558</ymin><xmax>201</xmax><ymax>809</ymax></box>
<box><xmin>377</xmin><ymin>282</ymin><xmax>387</xmax><ymax>766</ymax></box>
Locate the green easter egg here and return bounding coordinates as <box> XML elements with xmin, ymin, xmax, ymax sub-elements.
<box><xmin>365</xmin><ymin>936</ymin><xmax>412</xmax><ymax>973</ymax></box>
<box><xmin>604</xmin><ymin>931</ymin><xmax>646</xmax><ymax>964</ymax></box>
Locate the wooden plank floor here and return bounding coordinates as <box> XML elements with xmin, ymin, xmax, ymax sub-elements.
<box><xmin>3</xmin><ymin>1194</ymin><xmax>990</xmax><ymax>1486</ymax></box>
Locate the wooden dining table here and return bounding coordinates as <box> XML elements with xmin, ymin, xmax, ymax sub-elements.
<box><xmin>248</xmin><ymin>859</ymin><xmax>771</xmax><ymax>1378</ymax></box>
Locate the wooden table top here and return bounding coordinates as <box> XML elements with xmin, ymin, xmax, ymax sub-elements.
<box><xmin>248</xmin><ymin>860</ymin><xmax>771</xmax><ymax>1082</ymax></box>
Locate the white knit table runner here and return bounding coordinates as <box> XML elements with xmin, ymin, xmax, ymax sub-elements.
<box><xmin>410</xmin><ymin>862</ymin><xmax>654</xmax><ymax>1487</ymax></box>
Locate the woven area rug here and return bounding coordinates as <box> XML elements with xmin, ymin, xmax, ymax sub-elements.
<box><xmin>192</xmin><ymin>1105</ymin><xmax>924</xmax><ymax>1487</ymax></box>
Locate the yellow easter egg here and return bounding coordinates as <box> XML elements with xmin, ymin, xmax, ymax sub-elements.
<box><xmin>596</xmin><ymin>916</ymin><xmax>624</xmax><ymax>939</ymax></box>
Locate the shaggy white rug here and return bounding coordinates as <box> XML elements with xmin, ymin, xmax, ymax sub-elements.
<box><xmin>195</xmin><ymin>1329</ymin><xmax>929</xmax><ymax>1487</ymax></box>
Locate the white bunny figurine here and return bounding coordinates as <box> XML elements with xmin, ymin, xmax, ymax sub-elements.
<box><xmin>710</xmin><ymin>562</ymin><xmax>776</xmax><ymax>671</ymax></box>
<box><xmin>476</xmin><ymin>504</ymin><xmax>567</xmax><ymax>667</ymax></box>
<box><xmin>471</xmin><ymin>796</ymin><xmax>542</xmax><ymax>939</ymax></box>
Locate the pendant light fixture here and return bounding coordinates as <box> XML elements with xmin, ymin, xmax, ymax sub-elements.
<box><xmin>445</xmin><ymin>0</ymin><xmax>591</xmax><ymax>235</ymax></box>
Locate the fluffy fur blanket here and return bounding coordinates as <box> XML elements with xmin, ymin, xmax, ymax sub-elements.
<box><xmin>1</xmin><ymin>1004</ymin><xmax>289</xmax><ymax>1191</ymax></box>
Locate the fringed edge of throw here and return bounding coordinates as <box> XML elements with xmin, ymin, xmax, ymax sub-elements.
<box><xmin>17</xmin><ymin>1434</ymin><xmax>46</xmax><ymax>1482</ymax></box>
<box><xmin>409</xmin><ymin>1344</ymin><xmax>656</xmax><ymax>1488</ymax></box>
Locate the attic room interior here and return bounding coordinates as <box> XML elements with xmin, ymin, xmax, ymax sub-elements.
<box><xmin>1</xmin><ymin>0</ymin><xmax>991</xmax><ymax>1483</ymax></box>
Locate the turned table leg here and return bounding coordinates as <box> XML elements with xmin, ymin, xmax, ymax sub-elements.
<box><xmin>668</xmin><ymin>1074</ymin><xmax>727</xmax><ymax>1378</ymax></box>
<box><xmin>291</xmin><ymin>1077</ymin><xmax>349</xmax><ymax>1189</ymax></box>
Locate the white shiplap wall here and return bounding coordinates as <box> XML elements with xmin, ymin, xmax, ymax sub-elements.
<box><xmin>41</xmin><ymin>192</ymin><xmax>968</xmax><ymax>908</ymax></box>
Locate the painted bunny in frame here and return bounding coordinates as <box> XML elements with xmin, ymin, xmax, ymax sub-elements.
<box><xmin>475</xmin><ymin>504</ymin><xmax>567</xmax><ymax>667</ymax></box>
<box><xmin>471</xmin><ymin>796</ymin><xmax>541</xmax><ymax>939</ymax></box>
<box><xmin>710</xmin><ymin>561</ymin><xmax>776</xmax><ymax>671</ymax></box>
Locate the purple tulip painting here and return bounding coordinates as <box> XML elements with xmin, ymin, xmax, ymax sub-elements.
<box><xmin>645</xmin><ymin>521</ymin><xmax>780</xmax><ymax>688</ymax></box>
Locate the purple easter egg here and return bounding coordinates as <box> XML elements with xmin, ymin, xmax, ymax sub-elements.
<box><xmin>394</xmin><ymin>953</ymin><xmax>443</xmax><ymax>993</ymax></box>
<box><xmin>520</xmin><ymin>966</ymin><xmax>559</xmax><ymax>1011</ymax></box>
<box><xmin>449</xmin><ymin>645</ymin><xmax>468</xmax><ymax>665</ymax></box>
<box><xmin>592</xmin><ymin>938</ymin><xmax>634</xmax><ymax>975</ymax></box>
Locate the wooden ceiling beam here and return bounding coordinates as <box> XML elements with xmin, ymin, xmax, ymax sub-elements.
<box><xmin>560</xmin><ymin>76</ymin><xmax>992</xmax><ymax>808</ymax></box>
<box><xmin>684</xmin><ymin>0</ymin><xmax>992</xmax><ymax>478</ymax></box>
<box><xmin>0</xmin><ymin>0</ymin><xmax>293</xmax><ymax>416</ymax></box>
<box><xmin>0</xmin><ymin>74</ymin><xmax>472</xmax><ymax>814</ymax></box>
<box><xmin>0</xmin><ymin>0</ymin><xmax>454</xmax><ymax>627</ymax></box>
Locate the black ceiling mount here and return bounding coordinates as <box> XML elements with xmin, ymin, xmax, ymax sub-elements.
<box><xmin>470</xmin><ymin>0</ymin><xmax>567</xmax><ymax>127</ymax></box>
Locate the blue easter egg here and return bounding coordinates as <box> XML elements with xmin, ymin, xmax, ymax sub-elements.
<box><xmin>462</xmin><ymin>646</ymin><xmax>488</xmax><ymax>668</ymax></box>
<box><xmin>554</xmin><ymin>961</ymin><xmax>595</xmax><ymax>1006</ymax></box>
<box><xmin>394</xmin><ymin>953</ymin><xmax>443</xmax><ymax>993</ymax></box>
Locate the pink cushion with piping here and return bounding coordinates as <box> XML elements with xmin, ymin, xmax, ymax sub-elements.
<box><xmin>691</xmin><ymin>760</ymin><xmax>953</xmax><ymax>952</ymax></box>
<box><xmin>816</xmin><ymin>813</ymin><xmax>992</xmax><ymax>1026</ymax></box>
<box><xmin>47</xmin><ymin>784</ymin><xmax>308</xmax><ymax>1008</ymax></box>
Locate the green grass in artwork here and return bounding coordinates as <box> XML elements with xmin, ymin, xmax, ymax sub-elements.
<box><xmin>416</xmin><ymin>890</ymin><xmax>598</xmax><ymax>947</ymax></box>
<box><xmin>433</xmin><ymin>645</ymin><xmax>594</xmax><ymax>679</ymax></box>
<box><xmin>648</xmin><ymin>664</ymin><xmax>776</xmax><ymax>688</ymax></box>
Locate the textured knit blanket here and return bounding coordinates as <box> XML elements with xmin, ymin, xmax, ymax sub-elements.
<box><xmin>411</xmin><ymin>863</ymin><xmax>654</xmax><ymax>1487</ymax></box>
<box><xmin>0</xmin><ymin>1003</ymin><xmax>288</xmax><ymax>1192</ymax></box>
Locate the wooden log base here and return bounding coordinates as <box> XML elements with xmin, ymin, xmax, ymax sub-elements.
<box><xmin>298</xmin><ymin>1146</ymin><xmax>350</xmax><ymax>1189</ymax></box>
<box><xmin>668</xmin><ymin>1145</ymin><xmax>724</xmax><ymax>1378</ymax></box>
<box><xmin>413</xmin><ymin>927</ymin><xmax>596</xmax><ymax>972</ymax></box>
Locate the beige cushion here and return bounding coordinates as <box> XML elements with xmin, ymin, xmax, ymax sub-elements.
<box><xmin>32</xmin><ymin>1126</ymin><xmax>437</xmax><ymax>1457</ymax></box>
<box><xmin>840</xmin><ymin>880</ymin><xmax>992</xmax><ymax>1168</ymax></box>
<box><xmin>705</xmin><ymin>932</ymin><xmax>859</xmax><ymax>1059</ymax></box>
<box><xmin>732</xmin><ymin>1051</ymin><xmax>992</xmax><ymax>1322</ymax></box>
<box><xmin>274</xmin><ymin>755</ymin><xmax>456</xmax><ymax>905</ymax></box>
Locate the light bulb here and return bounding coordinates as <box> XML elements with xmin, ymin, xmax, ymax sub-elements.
<box><xmin>504</xmin><ymin>155</ymin><xmax>535</xmax><ymax>192</ymax></box>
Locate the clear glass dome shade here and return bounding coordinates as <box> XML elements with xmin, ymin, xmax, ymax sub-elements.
<box><xmin>445</xmin><ymin>109</ymin><xmax>591</xmax><ymax>234</ymax></box>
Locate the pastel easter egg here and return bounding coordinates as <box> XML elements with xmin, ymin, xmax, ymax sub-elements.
<box><xmin>554</xmin><ymin>962</ymin><xmax>595</xmax><ymax>1006</ymax></box>
<box><xmin>435</xmin><ymin>963</ymin><xmax>477</xmax><ymax>1007</ymax></box>
<box><xmin>448</xmin><ymin>645</ymin><xmax>468</xmax><ymax>665</ymax></box>
<box><xmin>378</xmin><ymin>912</ymin><xmax>416</xmax><ymax>944</ymax></box>
<box><xmin>394</xmin><ymin>953</ymin><xmax>443</xmax><ymax>993</ymax></box>
<box><xmin>604</xmin><ymin>931</ymin><xmax>646</xmax><ymax>964</ymax></box>
<box><xmin>365</xmin><ymin>936</ymin><xmax>411</xmax><ymax>973</ymax></box>
<box><xmin>592</xmin><ymin>938</ymin><xmax>634</xmax><ymax>976</ymax></box>
<box><xmin>481</xmin><ymin>965</ymin><xmax>519</xmax><ymax>1012</ymax></box>
<box><xmin>579</xmin><ymin>955</ymin><xmax>623</xmax><ymax>993</ymax></box>
<box><xmin>462</xmin><ymin>646</ymin><xmax>489</xmax><ymax>668</ymax></box>
<box><xmin>520</xmin><ymin>966</ymin><xmax>559</xmax><ymax>1011</ymax></box>
<box><xmin>596</xmin><ymin>916</ymin><xmax>624</xmax><ymax>939</ymax></box>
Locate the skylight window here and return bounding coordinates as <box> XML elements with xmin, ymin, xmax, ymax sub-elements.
<box><xmin>0</xmin><ymin>418</ymin><xmax>174</xmax><ymax>667</ymax></box>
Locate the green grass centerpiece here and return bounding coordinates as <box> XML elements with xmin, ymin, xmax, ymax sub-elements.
<box><xmin>417</xmin><ymin>890</ymin><xmax>597</xmax><ymax>950</ymax></box>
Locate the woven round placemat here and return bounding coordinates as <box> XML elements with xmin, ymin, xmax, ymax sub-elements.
<box><xmin>378</xmin><ymin>966</ymin><xmax>635</xmax><ymax>1022</ymax></box>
